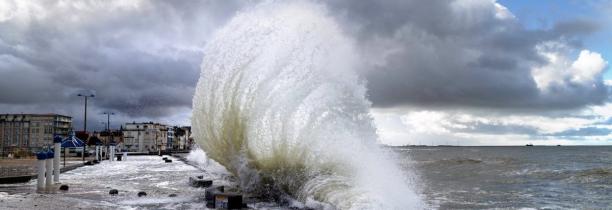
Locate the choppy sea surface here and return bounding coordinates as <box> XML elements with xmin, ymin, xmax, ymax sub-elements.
<box><xmin>400</xmin><ymin>146</ymin><xmax>612</xmax><ymax>209</ymax></box>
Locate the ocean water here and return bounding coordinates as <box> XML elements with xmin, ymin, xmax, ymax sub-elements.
<box><xmin>400</xmin><ymin>146</ymin><xmax>612</xmax><ymax>209</ymax></box>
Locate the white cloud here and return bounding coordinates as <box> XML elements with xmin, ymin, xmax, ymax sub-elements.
<box><xmin>570</xmin><ymin>50</ymin><xmax>608</xmax><ymax>84</ymax></box>
<box><xmin>493</xmin><ymin>2</ymin><xmax>515</xmax><ymax>20</ymax></box>
<box><xmin>0</xmin><ymin>0</ymin><xmax>48</xmax><ymax>25</ymax></box>
<box><xmin>400</xmin><ymin>111</ymin><xmax>451</xmax><ymax>134</ymax></box>
<box><xmin>532</xmin><ymin>43</ymin><xmax>568</xmax><ymax>90</ymax></box>
<box><xmin>372</xmin><ymin>103</ymin><xmax>612</xmax><ymax>146</ymax></box>
<box><xmin>588</xmin><ymin>103</ymin><xmax>612</xmax><ymax>118</ymax></box>
<box><xmin>500</xmin><ymin>115</ymin><xmax>592</xmax><ymax>134</ymax></box>
<box><xmin>532</xmin><ymin>42</ymin><xmax>607</xmax><ymax>91</ymax></box>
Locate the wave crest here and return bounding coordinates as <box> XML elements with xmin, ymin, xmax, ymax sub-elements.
<box><xmin>192</xmin><ymin>1</ymin><xmax>423</xmax><ymax>209</ymax></box>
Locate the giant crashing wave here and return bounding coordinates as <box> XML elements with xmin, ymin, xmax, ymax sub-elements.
<box><xmin>192</xmin><ymin>1</ymin><xmax>423</xmax><ymax>209</ymax></box>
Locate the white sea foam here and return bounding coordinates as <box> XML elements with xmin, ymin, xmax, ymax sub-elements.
<box><xmin>186</xmin><ymin>147</ymin><xmax>210</xmax><ymax>167</ymax></box>
<box><xmin>186</xmin><ymin>147</ymin><xmax>233</xmax><ymax>177</ymax></box>
<box><xmin>192</xmin><ymin>1</ymin><xmax>423</xmax><ymax>209</ymax></box>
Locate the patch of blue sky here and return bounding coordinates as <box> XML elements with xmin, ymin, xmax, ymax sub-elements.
<box><xmin>499</xmin><ymin>0</ymin><xmax>612</xmax><ymax>80</ymax></box>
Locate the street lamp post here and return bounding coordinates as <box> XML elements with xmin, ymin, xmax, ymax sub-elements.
<box><xmin>77</xmin><ymin>94</ymin><xmax>95</xmax><ymax>132</ymax></box>
<box><xmin>102</xmin><ymin>112</ymin><xmax>115</xmax><ymax>156</ymax></box>
<box><xmin>102</xmin><ymin>112</ymin><xmax>115</xmax><ymax>131</ymax></box>
<box><xmin>77</xmin><ymin>93</ymin><xmax>94</xmax><ymax>162</ymax></box>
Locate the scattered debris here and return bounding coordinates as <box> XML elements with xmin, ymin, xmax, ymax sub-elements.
<box><xmin>189</xmin><ymin>176</ymin><xmax>213</xmax><ymax>188</ymax></box>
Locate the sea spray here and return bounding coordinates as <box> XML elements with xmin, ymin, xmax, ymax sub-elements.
<box><xmin>192</xmin><ymin>1</ymin><xmax>423</xmax><ymax>209</ymax></box>
<box><xmin>186</xmin><ymin>148</ymin><xmax>236</xmax><ymax>186</ymax></box>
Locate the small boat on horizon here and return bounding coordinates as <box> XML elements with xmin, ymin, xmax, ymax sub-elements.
<box><xmin>526</xmin><ymin>144</ymin><xmax>534</xmax><ymax>146</ymax></box>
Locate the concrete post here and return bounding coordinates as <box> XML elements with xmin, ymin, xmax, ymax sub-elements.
<box><xmin>110</xmin><ymin>145</ymin><xmax>115</xmax><ymax>161</ymax></box>
<box><xmin>36</xmin><ymin>152</ymin><xmax>46</xmax><ymax>192</ymax></box>
<box><xmin>123</xmin><ymin>150</ymin><xmax>127</xmax><ymax>161</ymax></box>
<box><xmin>45</xmin><ymin>151</ymin><xmax>54</xmax><ymax>188</ymax></box>
<box><xmin>53</xmin><ymin>137</ymin><xmax>61</xmax><ymax>183</ymax></box>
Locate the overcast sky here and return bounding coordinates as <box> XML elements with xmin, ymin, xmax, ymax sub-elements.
<box><xmin>0</xmin><ymin>0</ymin><xmax>610</xmax><ymax>145</ymax></box>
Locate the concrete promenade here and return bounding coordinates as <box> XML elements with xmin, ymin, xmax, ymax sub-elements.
<box><xmin>0</xmin><ymin>155</ymin><xmax>210</xmax><ymax>209</ymax></box>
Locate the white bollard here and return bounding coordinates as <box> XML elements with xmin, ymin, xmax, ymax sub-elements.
<box><xmin>45</xmin><ymin>151</ymin><xmax>54</xmax><ymax>189</ymax></box>
<box><xmin>110</xmin><ymin>145</ymin><xmax>115</xmax><ymax>161</ymax></box>
<box><xmin>95</xmin><ymin>146</ymin><xmax>99</xmax><ymax>161</ymax></box>
<box><xmin>36</xmin><ymin>152</ymin><xmax>46</xmax><ymax>192</ymax></box>
<box><xmin>123</xmin><ymin>150</ymin><xmax>127</xmax><ymax>161</ymax></box>
<box><xmin>53</xmin><ymin>141</ymin><xmax>61</xmax><ymax>183</ymax></box>
<box><xmin>98</xmin><ymin>146</ymin><xmax>101</xmax><ymax>160</ymax></box>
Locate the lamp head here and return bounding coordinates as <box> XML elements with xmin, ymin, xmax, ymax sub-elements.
<box><xmin>77</xmin><ymin>93</ymin><xmax>94</xmax><ymax>97</ymax></box>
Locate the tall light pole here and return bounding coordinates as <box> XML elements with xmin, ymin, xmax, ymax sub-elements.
<box><xmin>102</xmin><ymin>112</ymin><xmax>115</xmax><ymax>153</ymax></box>
<box><xmin>77</xmin><ymin>94</ymin><xmax>95</xmax><ymax>132</ymax></box>
<box><xmin>77</xmin><ymin>93</ymin><xmax>94</xmax><ymax>162</ymax></box>
<box><xmin>102</xmin><ymin>112</ymin><xmax>115</xmax><ymax>131</ymax></box>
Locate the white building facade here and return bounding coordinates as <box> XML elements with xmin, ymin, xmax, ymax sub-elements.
<box><xmin>122</xmin><ymin>122</ymin><xmax>168</xmax><ymax>153</ymax></box>
<box><xmin>174</xmin><ymin>126</ymin><xmax>191</xmax><ymax>150</ymax></box>
<box><xmin>1</xmin><ymin>114</ymin><xmax>72</xmax><ymax>156</ymax></box>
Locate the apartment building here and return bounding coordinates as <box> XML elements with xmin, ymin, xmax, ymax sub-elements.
<box><xmin>122</xmin><ymin>122</ymin><xmax>168</xmax><ymax>152</ymax></box>
<box><xmin>0</xmin><ymin>113</ymin><xmax>72</xmax><ymax>155</ymax></box>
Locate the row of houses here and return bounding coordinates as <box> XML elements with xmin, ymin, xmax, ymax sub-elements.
<box><xmin>121</xmin><ymin>122</ymin><xmax>193</xmax><ymax>152</ymax></box>
<box><xmin>0</xmin><ymin>113</ymin><xmax>194</xmax><ymax>157</ymax></box>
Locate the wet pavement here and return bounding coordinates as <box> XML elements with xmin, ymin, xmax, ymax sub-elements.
<box><xmin>0</xmin><ymin>155</ymin><xmax>229</xmax><ymax>210</ymax></box>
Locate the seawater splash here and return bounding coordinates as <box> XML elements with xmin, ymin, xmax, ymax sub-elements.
<box><xmin>192</xmin><ymin>1</ymin><xmax>423</xmax><ymax>209</ymax></box>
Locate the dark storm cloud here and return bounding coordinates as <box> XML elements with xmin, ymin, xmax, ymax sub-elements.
<box><xmin>325</xmin><ymin>0</ymin><xmax>609</xmax><ymax>110</ymax></box>
<box><xmin>0</xmin><ymin>0</ymin><xmax>247</xmax><ymax>130</ymax></box>
<box><xmin>552</xmin><ymin>19</ymin><xmax>600</xmax><ymax>37</ymax></box>
<box><xmin>0</xmin><ymin>0</ymin><xmax>609</xmax><ymax>132</ymax></box>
